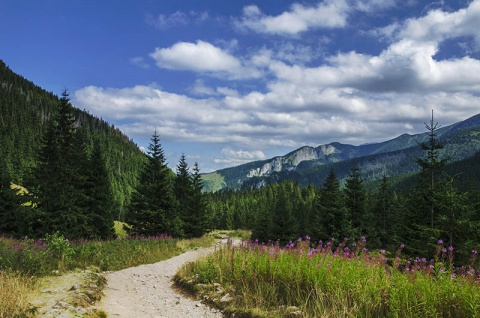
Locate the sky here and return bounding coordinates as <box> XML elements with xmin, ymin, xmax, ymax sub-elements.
<box><xmin>1</xmin><ymin>0</ymin><xmax>480</xmax><ymax>172</ymax></box>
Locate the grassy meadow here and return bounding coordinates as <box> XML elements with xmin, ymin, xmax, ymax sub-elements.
<box><xmin>175</xmin><ymin>237</ymin><xmax>480</xmax><ymax>318</ymax></box>
<box><xmin>0</xmin><ymin>231</ymin><xmax>215</xmax><ymax>317</ymax></box>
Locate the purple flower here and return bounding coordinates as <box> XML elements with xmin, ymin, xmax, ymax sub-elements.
<box><xmin>400</xmin><ymin>244</ymin><xmax>405</xmax><ymax>249</ymax></box>
<box><xmin>473</xmin><ymin>249</ymin><xmax>478</xmax><ymax>255</ymax></box>
<box><xmin>438</xmin><ymin>239</ymin><xmax>444</xmax><ymax>245</ymax></box>
<box><xmin>361</xmin><ymin>236</ymin><xmax>366</xmax><ymax>243</ymax></box>
<box><xmin>442</xmin><ymin>248</ymin><xmax>447</xmax><ymax>253</ymax></box>
<box><xmin>448</xmin><ymin>246</ymin><xmax>454</xmax><ymax>252</ymax></box>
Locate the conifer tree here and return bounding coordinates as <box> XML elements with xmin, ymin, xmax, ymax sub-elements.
<box><xmin>30</xmin><ymin>90</ymin><xmax>89</xmax><ymax>239</ymax></box>
<box><xmin>125</xmin><ymin>131</ymin><xmax>179</xmax><ymax>236</ymax></box>
<box><xmin>174</xmin><ymin>154</ymin><xmax>191</xmax><ymax>237</ymax></box>
<box><xmin>344</xmin><ymin>165</ymin><xmax>368</xmax><ymax>240</ymax></box>
<box><xmin>316</xmin><ymin>168</ymin><xmax>347</xmax><ymax>241</ymax></box>
<box><xmin>371</xmin><ymin>175</ymin><xmax>393</xmax><ymax>248</ymax></box>
<box><xmin>188</xmin><ymin>162</ymin><xmax>209</xmax><ymax>237</ymax></box>
<box><xmin>82</xmin><ymin>140</ymin><xmax>116</xmax><ymax>239</ymax></box>
<box><xmin>271</xmin><ymin>183</ymin><xmax>298</xmax><ymax>244</ymax></box>
<box><xmin>416</xmin><ymin>110</ymin><xmax>449</xmax><ymax>228</ymax></box>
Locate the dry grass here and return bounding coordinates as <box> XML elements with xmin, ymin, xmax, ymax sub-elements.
<box><xmin>0</xmin><ymin>270</ymin><xmax>37</xmax><ymax>318</ymax></box>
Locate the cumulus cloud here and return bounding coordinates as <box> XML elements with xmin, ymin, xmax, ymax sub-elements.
<box><xmin>149</xmin><ymin>40</ymin><xmax>262</xmax><ymax>79</ymax></box>
<box><xmin>235</xmin><ymin>0</ymin><xmax>349</xmax><ymax>35</ymax></box>
<box><xmin>381</xmin><ymin>0</ymin><xmax>480</xmax><ymax>50</ymax></box>
<box><xmin>74</xmin><ymin>1</ymin><xmax>480</xmax><ymax>171</ymax></box>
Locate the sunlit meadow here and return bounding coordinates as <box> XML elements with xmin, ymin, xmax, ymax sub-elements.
<box><xmin>176</xmin><ymin>237</ymin><xmax>480</xmax><ymax>317</ymax></box>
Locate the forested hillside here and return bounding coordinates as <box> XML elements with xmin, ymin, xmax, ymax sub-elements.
<box><xmin>0</xmin><ymin>60</ymin><xmax>146</xmax><ymax>217</ymax></box>
<box><xmin>205</xmin><ymin>113</ymin><xmax>480</xmax><ymax>192</ymax></box>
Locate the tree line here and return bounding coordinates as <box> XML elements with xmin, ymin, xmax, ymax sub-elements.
<box><xmin>207</xmin><ymin>113</ymin><xmax>480</xmax><ymax>262</ymax></box>
<box><xmin>0</xmin><ymin>91</ymin><xmax>209</xmax><ymax>240</ymax></box>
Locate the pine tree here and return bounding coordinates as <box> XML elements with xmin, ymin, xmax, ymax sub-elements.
<box><xmin>344</xmin><ymin>165</ymin><xmax>367</xmax><ymax>240</ymax></box>
<box><xmin>271</xmin><ymin>183</ymin><xmax>298</xmax><ymax>245</ymax></box>
<box><xmin>174</xmin><ymin>154</ymin><xmax>191</xmax><ymax>237</ymax></box>
<box><xmin>188</xmin><ymin>162</ymin><xmax>209</xmax><ymax>237</ymax></box>
<box><xmin>371</xmin><ymin>175</ymin><xmax>393</xmax><ymax>248</ymax></box>
<box><xmin>125</xmin><ymin>131</ymin><xmax>179</xmax><ymax>236</ymax></box>
<box><xmin>316</xmin><ymin>168</ymin><xmax>347</xmax><ymax>241</ymax></box>
<box><xmin>83</xmin><ymin>140</ymin><xmax>116</xmax><ymax>239</ymax></box>
<box><xmin>30</xmin><ymin>90</ymin><xmax>89</xmax><ymax>239</ymax></box>
<box><xmin>416</xmin><ymin>110</ymin><xmax>448</xmax><ymax>228</ymax></box>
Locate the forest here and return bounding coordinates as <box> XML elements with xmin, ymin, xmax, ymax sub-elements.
<box><xmin>1</xmin><ymin>59</ymin><xmax>480</xmax><ymax>263</ymax></box>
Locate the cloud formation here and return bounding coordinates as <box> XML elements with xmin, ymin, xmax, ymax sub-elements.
<box><xmin>75</xmin><ymin>0</ymin><xmax>480</xmax><ymax>171</ymax></box>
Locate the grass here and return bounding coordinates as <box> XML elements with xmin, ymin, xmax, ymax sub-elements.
<box><xmin>0</xmin><ymin>231</ymin><xmax>216</xmax><ymax>317</ymax></box>
<box><xmin>175</xmin><ymin>237</ymin><xmax>480</xmax><ymax>318</ymax></box>
<box><xmin>0</xmin><ymin>270</ymin><xmax>37</xmax><ymax>318</ymax></box>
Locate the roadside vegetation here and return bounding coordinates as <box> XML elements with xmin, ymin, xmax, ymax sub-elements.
<box><xmin>175</xmin><ymin>237</ymin><xmax>480</xmax><ymax>318</ymax></box>
<box><xmin>0</xmin><ymin>231</ymin><xmax>215</xmax><ymax>317</ymax></box>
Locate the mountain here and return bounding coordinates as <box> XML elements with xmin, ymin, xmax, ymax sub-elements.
<box><xmin>203</xmin><ymin>113</ymin><xmax>480</xmax><ymax>192</ymax></box>
<box><xmin>0</xmin><ymin>60</ymin><xmax>146</xmax><ymax>216</ymax></box>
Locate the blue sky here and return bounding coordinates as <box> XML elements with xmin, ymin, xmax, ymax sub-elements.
<box><xmin>1</xmin><ymin>0</ymin><xmax>480</xmax><ymax>172</ymax></box>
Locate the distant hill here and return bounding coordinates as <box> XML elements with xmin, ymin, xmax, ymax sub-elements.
<box><xmin>0</xmin><ymin>60</ymin><xmax>146</xmax><ymax>217</ymax></box>
<box><xmin>203</xmin><ymin>113</ymin><xmax>480</xmax><ymax>192</ymax></box>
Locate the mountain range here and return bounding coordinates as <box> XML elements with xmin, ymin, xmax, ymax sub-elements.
<box><xmin>202</xmin><ymin>113</ymin><xmax>480</xmax><ymax>192</ymax></box>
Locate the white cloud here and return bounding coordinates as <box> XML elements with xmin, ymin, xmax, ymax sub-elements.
<box><xmin>382</xmin><ymin>0</ymin><xmax>480</xmax><ymax>50</ymax></box>
<box><xmin>149</xmin><ymin>40</ymin><xmax>262</xmax><ymax>79</ymax></box>
<box><xmin>236</xmin><ymin>0</ymin><xmax>349</xmax><ymax>35</ymax></box>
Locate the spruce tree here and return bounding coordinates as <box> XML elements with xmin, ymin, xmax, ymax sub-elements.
<box><xmin>83</xmin><ymin>140</ymin><xmax>116</xmax><ymax>239</ymax></box>
<box><xmin>125</xmin><ymin>131</ymin><xmax>179</xmax><ymax>236</ymax></box>
<box><xmin>30</xmin><ymin>90</ymin><xmax>89</xmax><ymax>239</ymax></box>
<box><xmin>188</xmin><ymin>162</ymin><xmax>209</xmax><ymax>237</ymax></box>
<box><xmin>316</xmin><ymin>168</ymin><xmax>347</xmax><ymax>241</ymax></box>
<box><xmin>344</xmin><ymin>165</ymin><xmax>367</xmax><ymax>240</ymax></box>
<box><xmin>371</xmin><ymin>175</ymin><xmax>393</xmax><ymax>249</ymax></box>
<box><xmin>174</xmin><ymin>154</ymin><xmax>191</xmax><ymax>237</ymax></box>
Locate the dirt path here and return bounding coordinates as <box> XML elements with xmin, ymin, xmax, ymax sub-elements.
<box><xmin>98</xmin><ymin>245</ymin><xmax>224</xmax><ymax>318</ymax></box>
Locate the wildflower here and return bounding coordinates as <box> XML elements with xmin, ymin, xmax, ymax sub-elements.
<box><xmin>448</xmin><ymin>246</ymin><xmax>454</xmax><ymax>252</ymax></box>
<box><xmin>442</xmin><ymin>248</ymin><xmax>447</xmax><ymax>253</ymax></box>
<box><xmin>438</xmin><ymin>239</ymin><xmax>443</xmax><ymax>245</ymax></box>
<box><xmin>380</xmin><ymin>249</ymin><xmax>386</xmax><ymax>254</ymax></box>
<box><xmin>472</xmin><ymin>249</ymin><xmax>478</xmax><ymax>255</ymax></box>
<box><xmin>361</xmin><ymin>236</ymin><xmax>366</xmax><ymax>243</ymax></box>
<box><xmin>400</xmin><ymin>244</ymin><xmax>405</xmax><ymax>249</ymax></box>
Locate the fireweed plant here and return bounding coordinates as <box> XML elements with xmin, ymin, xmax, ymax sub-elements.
<box><xmin>176</xmin><ymin>236</ymin><xmax>480</xmax><ymax>317</ymax></box>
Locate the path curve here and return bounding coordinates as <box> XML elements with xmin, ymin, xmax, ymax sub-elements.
<box><xmin>98</xmin><ymin>245</ymin><xmax>224</xmax><ymax>318</ymax></box>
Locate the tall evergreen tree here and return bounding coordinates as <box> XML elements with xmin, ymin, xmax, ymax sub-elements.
<box><xmin>30</xmin><ymin>90</ymin><xmax>89</xmax><ymax>239</ymax></box>
<box><xmin>344</xmin><ymin>165</ymin><xmax>368</xmax><ymax>240</ymax></box>
<box><xmin>271</xmin><ymin>183</ymin><xmax>298</xmax><ymax>245</ymax></box>
<box><xmin>188</xmin><ymin>162</ymin><xmax>209</xmax><ymax>237</ymax></box>
<box><xmin>125</xmin><ymin>131</ymin><xmax>179</xmax><ymax>236</ymax></box>
<box><xmin>371</xmin><ymin>175</ymin><xmax>393</xmax><ymax>248</ymax></box>
<box><xmin>82</xmin><ymin>140</ymin><xmax>116</xmax><ymax>239</ymax></box>
<box><xmin>174</xmin><ymin>154</ymin><xmax>191</xmax><ymax>237</ymax></box>
<box><xmin>316</xmin><ymin>168</ymin><xmax>347</xmax><ymax>241</ymax></box>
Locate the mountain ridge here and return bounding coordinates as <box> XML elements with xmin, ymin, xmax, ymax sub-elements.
<box><xmin>203</xmin><ymin>113</ymin><xmax>480</xmax><ymax>192</ymax></box>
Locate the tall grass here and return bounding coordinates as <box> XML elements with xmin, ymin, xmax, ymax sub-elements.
<box><xmin>0</xmin><ymin>232</ymin><xmax>215</xmax><ymax>317</ymax></box>
<box><xmin>0</xmin><ymin>270</ymin><xmax>36</xmax><ymax>318</ymax></box>
<box><xmin>175</xmin><ymin>237</ymin><xmax>480</xmax><ymax>317</ymax></box>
